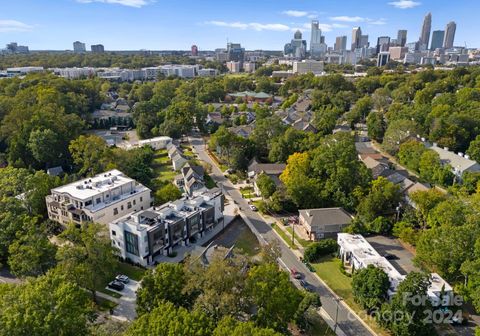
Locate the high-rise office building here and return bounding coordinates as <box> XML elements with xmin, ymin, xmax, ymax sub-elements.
<box><xmin>310</xmin><ymin>20</ymin><xmax>323</xmax><ymax>58</ymax></box>
<box><xmin>360</xmin><ymin>35</ymin><xmax>369</xmax><ymax>48</ymax></box>
<box><xmin>73</xmin><ymin>41</ymin><xmax>86</xmax><ymax>53</ymax></box>
<box><xmin>397</xmin><ymin>30</ymin><xmax>407</xmax><ymax>47</ymax></box>
<box><xmin>376</xmin><ymin>36</ymin><xmax>390</xmax><ymax>54</ymax></box>
<box><xmin>351</xmin><ymin>27</ymin><xmax>362</xmax><ymax>50</ymax></box>
<box><xmin>191</xmin><ymin>45</ymin><xmax>198</xmax><ymax>56</ymax></box>
<box><xmin>430</xmin><ymin>30</ymin><xmax>445</xmax><ymax>50</ymax></box>
<box><xmin>91</xmin><ymin>44</ymin><xmax>104</xmax><ymax>53</ymax></box>
<box><xmin>334</xmin><ymin>36</ymin><xmax>347</xmax><ymax>51</ymax></box>
<box><xmin>226</xmin><ymin>43</ymin><xmax>245</xmax><ymax>62</ymax></box>
<box><xmin>419</xmin><ymin>13</ymin><xmax>432</xmax><ymax>49</ymax></box>
<box><xmin>443</xmin><ymin>21</ymin><xmax>456</xmax><ymax>49</ymax></box>
<box><xmin>284</xmin><ymin>30</ymin><xmax>307</xmax><ymax>59</ymax></box>
<box><xmin>377</xmin><ymin>52</ymin><xmax>390</xmax><ymax>67</ymax></box>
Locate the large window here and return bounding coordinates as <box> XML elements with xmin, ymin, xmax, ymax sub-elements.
<box><xmin>125</xmin><ymin>231</ymin><xmax>139</xmax><ymax>256</ymax></box>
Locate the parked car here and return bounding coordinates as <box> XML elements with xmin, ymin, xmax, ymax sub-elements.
<box><xmin>290</xmin><ymin>268</ymin><xmax>302</xmax><ymax>279</ymax></box>
<box><xmin>107</xmin><ymin>280</ymin><xmax>125</xmax><ymax>291</ymax></box>
<box><xmin>383</xmin><ymin>253</ymin><xmax>398</xmax><ymax>260</ymax></box>
<box><xmin>299</xmin><ymin>280</ymin><xmax>314</xmax><ymax>292</ymax></box>
<box><xmin>115</xmin><ymin>274</ymin><xmax>130</xmax><ymax>283</ymax></box>
<box><xmin>249</xmin><ymin>204</ymin><xmax>258</xmax><ymax>211</ymax></box>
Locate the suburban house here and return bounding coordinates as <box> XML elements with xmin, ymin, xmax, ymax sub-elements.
<box><xmin>226</xmin><ymin>91</ymin><xmax>272</xmax><ymax>103</ymax></box>
<box><xmin>109</xmin><ymin>188</ymin><xmax>224</xmax><ymax>267</ymax></box>
<box><xmin>298</xmin><ymin>207</ymin><xmax>353</xmax><ymax>240</ymax></box>
<box><xmin>137</xmin><ymin>136</ymin><xmax>172</xmax><ymax>150</ymax></box>
<box><xmin>229</xmin><ymin>124</ymin><xmax>255</xmax><ymax>138</ymax></box>
<box><xmin>247</xmin><ymin>159</ymin><xmax>286</xmax><ymax>196</ymax></box>
<box><xmin>426</xmin><ymin>142</ymin><xmax>480</xmax><ymax>179</ymax></box>
<box><xmin>167</xmin><ymin>144</ymin><xmax>188</xmax><ymax>171</ymax></box>
<box><xmin>175</xmin><ymin>163</ymin><xmax>206</xmax><ymax>196</ymax></box>
<box><xmin>337</xmin><ymin>233</ymin><xmax>453</xmax><ymax>305</ymax></box>
<box><xmin>46</xmin><ymin>169</ymin><xmax>152</xmax><ymax>226</ymax></box>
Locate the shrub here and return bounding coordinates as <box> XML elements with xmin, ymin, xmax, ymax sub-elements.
<box><xmin>303</xmin><ymin>239</ymin><xmax>338</xmax><ymax>263</ymax></box>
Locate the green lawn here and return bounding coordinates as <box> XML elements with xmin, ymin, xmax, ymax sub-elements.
<box><xmin>116</xmin><ymin>262</ymin><xmax>147</xmax><ymax>281</ymax></box>
<box><xmin>152</xmin><ymin>150</ymin><xmax>177</xmax><ymax>188</ymax></box>
<box><xmin>307</xmin><ymin>312</ymin><xmax>336</xmax><ymax>336</ymax></box>
<box><xmin>240</xmin><ymin>187</ymin><xmax>255</xmax><ymax>199</ymax></box>
<box><xmin>97</xmin><ymin>287</ymin><xmax>122</xmax><ymax>298</ymax></box>
<box><xmin>234</xmin><ymin>226</ymin><xmax>260</xmax><ymax>256</ymax></box>
<box><xmin>284</xmin><ymin>226</ymin><xmax>313</xmax><ymax>248</ymax></box>
<box><xmin>96</xmin><ymin>296</ymin><xmax>118</xmax><ymax>312</ymax></box>
<box><xmin>204</xmin><ymin>174</ymin><xmax>217</xmax><ymax>189</ymax></box>
<box><xmin>272</xmin><ymin>223</ymin><xmax>297</xmax><ymax>249</ymax></box>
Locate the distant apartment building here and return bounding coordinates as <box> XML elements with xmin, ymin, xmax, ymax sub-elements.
<box><xmin>389</xmin><ymin>47</ymin><xmax>409</xmax><ymax>61</ymax></box>
<box><xmin>46</xmin><ymin>170</ymin><xmax>152</xmax><ymax>226</ymax></box>
<box><xmin>243</xmin><ymin>62</ymin><xmax>256</xmax><ymax>73</ymax></box>
<box><xmin>443</xmin><ymin>21</ymin><xmax>456</xmax><ymax>49</ymax></box>
<box><xmin>227</xmin><ymin>42</ymin><xmax>245</xmax><ymax>62</ymax></box>
<box><xmin>6</xmin><ymin>67</ymin><xmax>44</xmax><ymax>75</ymax></box>
<box><xmin>109</xmin><ymin>188</ymin><xmax>224</xmax><ymax>266</ymax></box>
<box><xmin>376</xmin><ymin>36</ymin><xmax>390</xmax><ymax>54</ymax></box>
<box><xmin>73</xmin><ymin>41</ymin><xmax>86</xmax><ymax>53</ymax></box>
<box><xmin>293</xmin><ymin>60</ymin><xmax>324</xmax><ymax>75</ymax></box>
<box><xmin>91</xmin><ymin>44</ymin><xmax>105</xmax><ymax>53</ymax></box>
<box><xmin>6</xmin><ymin>42</ymin><xmax>29</xmax><ymax>54</ymax></box>
<box><xmin>56</xmin><ymin>67</ymin><xmax>96</xmax><ymax>79</ymax></box>
<box><xmin>226</xmin><ymin>61</ymin><xmax>241</xmax><ymax>73</ymax></box>
<box><xmin>198</xmin><ymin>68</ymin><xmax>219</xmax><ymax>77</ymax></box>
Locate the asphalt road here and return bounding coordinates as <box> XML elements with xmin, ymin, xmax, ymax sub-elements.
<box><xmin>190</xmin><ymin>134</ymin><xmax>374</xmax><ymax>336</ymax></box>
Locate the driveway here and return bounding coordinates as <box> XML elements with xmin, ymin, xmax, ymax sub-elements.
<box><xmin>189</xmin><ymin>134</ymin><xmax>374</xmax><ymax>336</ymax></box>
<box><xmin>0</xmin><ymin>267</ymin><xmax>21</xmax><ymax>284</ymax></box>
<box><xmin>105</xmin><ymin>279</ymin><xmax>140</xmax><ymax>321</ymax></box>
<box><xmin>366</xmin><ymin>235</ymin><xmax>419</xmax><ymax>275</ymax></box>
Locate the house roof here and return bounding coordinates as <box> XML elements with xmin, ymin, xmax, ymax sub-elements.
<box><xmin>427</xmin><ymin>144</ymin><xmax>480</xmax><ymax>173</ymax></box>
<box><xmin>248</xmin><ymin>162</ymin><xmax>286</xmax><ymax>175</ymax></box>
<box><xmin>47</xmin><ymin>166</ymin><xmax>64</xmax><ymax>176</ymax></box>
<box><xmin>299</xmin><ymin>207</ymin><xmax>352</xmax><ymax>230</ymax></box>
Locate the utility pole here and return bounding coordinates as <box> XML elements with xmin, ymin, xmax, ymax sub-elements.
<box><xmin>292</xmin><ymin>219</ymin><xmax>295</xmax><ymax>247</ymax></box>
<box><xmin>334</xmin><ymin>297</ymin><xmax>341</xmax><ymax>333</ymax></box>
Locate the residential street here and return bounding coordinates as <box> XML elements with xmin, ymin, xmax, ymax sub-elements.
<box><xmin>189</xmin><ymin>134</ymin><xmax>374</xmax><ymax>336</ymax></box>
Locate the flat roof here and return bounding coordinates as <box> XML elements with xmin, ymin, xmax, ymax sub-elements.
<box><xmin>52</xmin><ymin>169</ymin><xmax>143</xmax><ymax>200</ymax></box>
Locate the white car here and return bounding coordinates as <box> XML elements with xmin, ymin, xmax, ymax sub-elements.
<box><xmin>115</xmin><ymin>274</ymin><xmax>130</xmax><ymax>283</ymax></box>
<box><xmin>249</xmin><ymin>205</ymin><xmax>258</xmax><ymax>211</ymax></box>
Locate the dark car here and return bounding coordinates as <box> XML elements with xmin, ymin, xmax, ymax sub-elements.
<box><xmin>383</xmin><ymin>253</ymin><xmax>398</xmax><ymax>260</ymax></box>
<box><xmin>290</xmin><ymin>268</ymin><xmax>302</xmax><ymax>279</ymax></box>
<box><xmin>299</xmin><ymin>280</ymin><xmax>314</xmax><ymax>292</ymax></box>
<box><xmin>107</xmin><ymin>280</ymin><xmax>125</xmax><ymax>291</ymax></box>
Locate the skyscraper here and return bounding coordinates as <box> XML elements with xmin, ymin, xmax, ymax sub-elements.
<box><xmin>443</xmin><ymin>21</ymin><xmax>456</xmax><ymax>49</ymax></box>
<box><xmin>376</xmin><ymin>36</ymin><xmax>390</xmax><ymax>54</ymax></box>
<box><xmin>351</xmin><ymin>27</ymin><xmax>362</xmax><ymax>50</ymax></box>
<box><xmin>430</xmin><ymin>30</ymin><xmax>445</xmax><ymax>50</ymax></box>
<box><xmin>334</xmin><ymin>36</ymin><xmax>347</xmax><ymax>51</ymax></box>
<box><xmin>419</xmin><ymin>13</ymin><xmax>432</xmax><ymax>49</ymax></box>
<box><xmin>397</xmin><ymin>30</ymin><xmax>407</xmax><ymax>47</ymax></box>
<box><xmin>310</xmin><ymin>20</ymin><xmax>322</xmax><ymax>58</ymax></box>
<box><xmin>73</xmin><ymin>41</ymin><xmax>86</xmax><ymax>53</ymax></box>
<box><xmin>360</xmin><ymin>35</ymin><xmax>369</xmax><ymax>48</ymax></box>
<box><xmin>284</xmin><ymin>30</ymin><xmax>307</xmax><ymax>59</ymax></box>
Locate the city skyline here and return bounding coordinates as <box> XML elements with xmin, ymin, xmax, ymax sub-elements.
<box><xmin>0</xmin><ymin>0</ymin><xmax>475</xmax><ymax>50</ymax></box>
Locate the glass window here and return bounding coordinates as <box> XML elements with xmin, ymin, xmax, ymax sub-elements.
<box><xmin>113</xmin><ymin>208</ymin><xmax>118</xmax><ymax>216</ymax></box>
<box><xmin>125</xmin><ymin>231</ymin><xmax>139</xmax><ymax>256</ymax></box>
<box><xmin>112</xmin><ymin>230</ymin><xmax>116</xmax><ymax>236</ymax></box>
<box><xmin>127</xmin><ymin>202</ymin><xmax>132</xmax><ymax>209</ymax></box>
<box><xmin>140</xmin><ymin>197</ymin><xmax>143</xmax><ymax>202</ymax></box>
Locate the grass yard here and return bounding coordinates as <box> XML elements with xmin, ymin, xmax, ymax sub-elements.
<box><xmin>233</xmin><ymin>224</ymin><xmax>260</xmax><ymax>256</ymax></box>
<box><xmin>240</xmin><ymin>187</ymin><xmax>255</xmax><ymax>199</ymax></box>
<box><xmin>272</xmin><ymin>223</ymin><xmax>298</xmax><ymax>249</ymax></box>
<box><xmin>312</xmin><ymin>256</ymin><xmax>388</xmax><ymax>336</ymax></box>
<box><xmin>284</xmin><ymin>226</ymin><xmax>313</xmax><ymax>248</ymax></box>
<box><xmin>116</xmin><ymin>262</ymin><xmax>147</xmax><ymax>281</ymax></box>
<box><xmin>96</xmin><ymin>296</ymin><xmax>118</xmax><ymax>312</ymax></box>
<box><xmin>204</xmin><ymin>174</ymin><xmax>217</xmax><ymax>189</ymax></box>
<box><xmin>96</xmin><ymin>286</ymin><xmax>122</xmax><ymax>298</ymax></box>
<box><xmin>152</xmin><ymin>149</ymin><xmax>177</xmax><ymax>188</ymax></box>
<box><xmin>306</xmin><ymin>312</ymin><xmax>336</xmax><ymax>336</ymax></box>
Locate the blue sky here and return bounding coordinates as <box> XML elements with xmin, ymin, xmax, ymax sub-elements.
<box><xmin>0</xmin><ymin>0</ymin><xmax>476</xmax><ymax>51</ymax></box>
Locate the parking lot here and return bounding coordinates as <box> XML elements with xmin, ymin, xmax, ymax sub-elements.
<box><xmin>366</xmin><ymin>235</ymin><xmax>420</xmax><ymax>275</ymax></box>
<box><xmin>106</xmin><ymin>279</ymin><xmax>140</xmax><ymax>321</ymax></box>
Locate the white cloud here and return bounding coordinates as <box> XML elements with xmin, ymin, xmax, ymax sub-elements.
<box><xmin>388</xmin><ymin>0</ymin><xmax>421</xmax><ymax>9</ymax></box>
<box><xmin>0</xmin><ymin>20</ymin><xmax>33</xmax><ymax>33</ymax></box>
<box><xmin>330</xmin><ymin>16</ymin><xmax>365</xmax><ymax>23</ymax></box>
<box><xmin>330</xmin><ymin>16</ymin><xmax>387</xmax><ymax>25</ymax></box>
<box><xmin>76</xmin><ymin>0</ymin><xmax>151</xmax><ymax>8</ymax></box>
<box><xmin>206</xmin><ymin>21</ymin><xmax>291</xmax><ymax>32</ymax></box>
<box><xmin>302</xmin><ymin>22</ymin><xmax>348</xmax><ymax>32</ymax></box>
<box><xmin>282</xmin><ymin>10</ymin><xmax>309</xmax><ymax>17</ymax></box>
